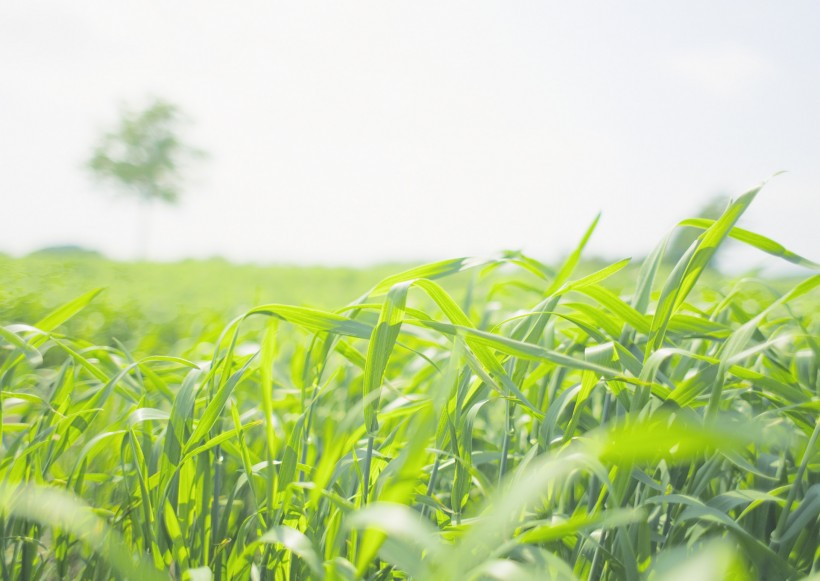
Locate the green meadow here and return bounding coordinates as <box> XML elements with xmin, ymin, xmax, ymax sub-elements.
<box><xmin>1</xmin><ymin>187</ymin><xmax>818</xmax><ymax>580</ymax></box>
<box><xmin>0</xmin><ymin>255</ymin><xmax>407</xmax><ymax>357</ymax></box>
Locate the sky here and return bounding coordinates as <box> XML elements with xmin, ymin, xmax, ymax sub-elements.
<box><xmin>1</xmin><ymin>1</ymin><xmax>819</xmax><ymax>270</ymax></box>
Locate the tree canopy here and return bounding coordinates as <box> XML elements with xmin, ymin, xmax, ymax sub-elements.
<box><xmin>86</xmin><ymin>98</ymin><xmax>205</xmax><ymax>205</ymax></box>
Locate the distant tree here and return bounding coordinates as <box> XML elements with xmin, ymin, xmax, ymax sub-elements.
<box><xmin>665</xmin><ymin>194</ymin><xmax>729</xmax><ymax>267</ymax></box>
<box><xmin>85</xmin><ymin>98</ymin><xmax>206</xmax><ymax>257</ymax></box>
<box><xmin>29</xmin><ymin>245</ymin><xmax>103</xmax><ymax>259</ymax></box>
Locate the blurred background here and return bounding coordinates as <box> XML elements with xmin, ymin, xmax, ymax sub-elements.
<box><xmin>2</xmin><ymin>1</ymin><xmax>819</xmax><ymax>266</ymax></box>
<box><xmin>1</xmin><ymin>1</ymin><xmax>818</xmax><ymax>352</ymax></box>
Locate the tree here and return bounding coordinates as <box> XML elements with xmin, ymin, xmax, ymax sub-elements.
<box><xmin>665</xmin><ymin>194</ymin><xmax>729</xmax><ymax>268</ymax></box>
<box><xmin>86</xmin><ymin>98</ymin><xmax>206</xmax><ymax>257</ymax></box>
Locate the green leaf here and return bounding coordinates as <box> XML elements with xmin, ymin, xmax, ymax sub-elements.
<box><xmin>648</xmin><ymin>187</ymin><xmax>759</xmax><ymax>357</ymax></box>
<box><xmin>257</xmin><ymin>525</ymin><xmax>325</xmax><ymax>580</ymax></box>
<box><xmin>34</xmin><ymin>288</ymin><xmax>104</xmax><ymax>332</ymax></box>
<box><xmin>678</xmin><ymin>218</ymin><xmax>819</xmax><ymax>269</ymax></box>
<box><xmin>0</xmin><ymin>483</ymin><xmax>165</xmax><ymax>581</ymax></box>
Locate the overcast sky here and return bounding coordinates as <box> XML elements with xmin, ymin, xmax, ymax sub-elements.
<box><xmin>1</xmin><ymin>1</ymin><xmax>819</xmax><ymax>269</ymax></box>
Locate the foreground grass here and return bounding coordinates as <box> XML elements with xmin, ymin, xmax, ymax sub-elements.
<box><xmin>1</xmin><ymin>186</ymin><xmax>818</xmax><ymax>580</ymax></box>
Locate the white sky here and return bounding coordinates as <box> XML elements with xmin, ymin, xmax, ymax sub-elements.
<box><xmin>1</xmin><ymin>1</ymin><xmax>819</xmax><ymax>268</ymax></box>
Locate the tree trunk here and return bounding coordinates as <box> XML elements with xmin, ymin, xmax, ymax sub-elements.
<box><xmin>137</xmin><ymin>200</ymin><xmax>152</xmax><ymax>260</ymax></box>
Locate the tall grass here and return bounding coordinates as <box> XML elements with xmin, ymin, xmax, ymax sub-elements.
<box><xmin>1</xmin><ymin>185</ymin><xmax>818</xmax><ymax>580</ymax></box>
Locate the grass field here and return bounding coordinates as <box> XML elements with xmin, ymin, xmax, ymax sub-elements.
<box><xmin>0</xmin><ymin>255</ymin><xmax>411</xmax><ymax>357</ymax></box>
<box><xmin>1</xmin><ymin>187</ymin><xmax>818</xmax><ymax>580</ymax></box>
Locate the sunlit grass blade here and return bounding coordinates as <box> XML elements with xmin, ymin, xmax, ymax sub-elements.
<box><xmin>0</xmin><ymin>483</ymin><xmax>165</xmax><ymax>581</ymax></box>
<box><xmin>647</xmin><ymin>187</ymin><xmax>759</xmax><ymax>357</ymax></box>
<box><xmin>678</xmin><ymin>218</ymin><xmax>820</xmax><ymax>269</ymax></box>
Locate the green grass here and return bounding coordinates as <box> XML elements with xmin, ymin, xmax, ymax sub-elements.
<box><xmin>1</xmin><ymin>186</ymin><xmax>818</xmax><ymax>580</ymax></box>
<box><xmin>0</xmin><ymin>256</ymin><xmax>412</xmax><ymax>356</ymax></box>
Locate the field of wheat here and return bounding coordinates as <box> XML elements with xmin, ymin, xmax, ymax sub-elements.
<box><xmin>1</xmin><ymin>187</ymin><xmax>818</xmax><ymax>580</ymax></box>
